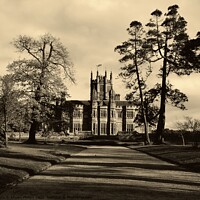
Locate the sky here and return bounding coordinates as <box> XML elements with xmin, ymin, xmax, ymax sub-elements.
<box><xmin>0</xmin><ymin>0</ymin><xmax>199</xmax><ymax>129</ymax></box>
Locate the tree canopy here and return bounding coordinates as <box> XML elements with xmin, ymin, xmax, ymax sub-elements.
<box><xmin>7</xmin><ymin>33</ymin><xmax>75</xmax><ymax>144</ymax></box>
<box><xmin>115</xmin><ymin>5</ymin><xmax>197</xmax><ymax>144</ymax></box>
<box><xmin>115</xmin><ymin>21</ymin><xmax>151</xmax><ymax>144</ymax></box>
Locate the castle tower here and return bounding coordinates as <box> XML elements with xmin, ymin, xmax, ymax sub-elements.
<box><xmin>90</xmin><ymin>70</ymin><xmax>115</xmax><ymax>102</ymax></box>
<box><xmin>63</xmin><ymin>71</ymin><xmax>136</xmax><ymax>137</ymax></box>
<box><xmin>90</xmin><ymin>70</ymin><xmax>122</xmax><ymax>135</ymax></box>
<box><xmin>108</xmin><ymin>84</ymin><xmax>116</xmax><ymax>135</ymax></box>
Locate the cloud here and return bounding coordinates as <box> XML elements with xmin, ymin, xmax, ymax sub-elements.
<box><xmin>0</xmin><ymin>0</ymin><xmax>199</xmax><ymax>128</ymax></box>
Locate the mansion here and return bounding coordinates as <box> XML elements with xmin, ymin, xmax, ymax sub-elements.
<box><xmin>63</xmin><ymin>71</ymin><xmax>136</xmax><ymax>136</ymax></box>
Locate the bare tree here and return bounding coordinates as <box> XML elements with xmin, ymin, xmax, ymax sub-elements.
<box><xmin>176</xmin><ymin>116</ymin><xmax>200</xmax><ymax>147</ymax></box>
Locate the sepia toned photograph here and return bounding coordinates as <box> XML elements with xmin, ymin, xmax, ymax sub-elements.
<box><xmin>0</xmin><ymin>0</ymin><xmax>199</xmax><ymax>199</ymax></box>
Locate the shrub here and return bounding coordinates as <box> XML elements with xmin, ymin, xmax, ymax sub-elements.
<box><xmin>118</xmin><ymin>131</ymin><xmax>143</xmax><ymax>142</ymax></box>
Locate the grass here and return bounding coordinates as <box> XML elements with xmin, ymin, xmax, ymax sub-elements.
<box><xmin>135</xmin><ymin>145</ymin><xmax>200</xmax><ymax>173</ymax></box>
<box><xmin>0</xmin><ymin>142</ymin><xmax>86</xmax><ymax>193</ymax></box>
<box><xmin>0</xmin><ymin>140</ymin><xmax>200</xmax><ymax>195</ymax></box>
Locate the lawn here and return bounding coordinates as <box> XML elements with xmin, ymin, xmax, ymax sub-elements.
<box><xmin>0</xmin><ymin>141</ymin><xmax>200</xmax><ymax>195</ymax></box>
<box><xmin>135</xmin><ymin>145</ymin><xmax>200</xmax><ymax>173</ymax></box>
<box><xmin>0</xmin><ymin>142</ymin><xmax>86</xmax><ymax>193</ymax></box>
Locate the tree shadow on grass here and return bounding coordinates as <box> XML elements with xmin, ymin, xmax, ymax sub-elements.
<box><xmin>0</xmin><ymin>151</ymin><xmax>70</xmax><ymax>164</ymax></box>
<box><xmin>71</xmin><ymin>154</ymin><xmax>151</xmax><ymax>160</ymax></box>
<box><xmin>1</xmin><ymin>177</ymin><xmax>199</xmax><ymax>200</ymax></box>
<box><xmin>40</xmin><ymin>171</ymin><xmax>200</xmax><ymax>187</ymax></box>
<box><xmin>134</xmin><ymin>148</ymin><xmax>200</xmax><ymax>173</ymax></box>
<box><xmin>38</xmin><ymin>154</ymin><xmax>200</xmax><ymax>187</ymax></box>
<box><xmin>11</xmin><ymin>142</ymin><xmax>87</xmax><ymax>154</ymax></box>
<box><xmin>62</xmin><ymin>160</ymin><xmax>185</xmax><ymax>171</ymax></box>
<box><xmin>0</xmin><ymin>164</ymin><xmax>40</xmax><ymax>175</ymax></box>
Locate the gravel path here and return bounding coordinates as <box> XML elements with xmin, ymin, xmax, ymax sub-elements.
<box><xmin>1</xmin><ymin>146</ymin><xmax>200</xmax><ymax>200</ymax></box>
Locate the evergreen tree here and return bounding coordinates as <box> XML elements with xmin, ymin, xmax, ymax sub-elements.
<box><xmin>115</xmin><ymin>21</ymin><xmax>151</xmax><ymax>144</ymax></box>
<box><xmin>146</xmin><ymin>5</ymin><xmax>189</xmax><ymax>143</ymax></box>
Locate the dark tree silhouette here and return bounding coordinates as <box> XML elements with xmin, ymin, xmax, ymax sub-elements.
<box><xmin>115</xmin><ymin>21</ymin><xmax>151</xmax><ymax>144</ymax></box>
<box><xmin>146</xmin><ymin>5</ymin><xmax>190</xmax><ymax>144</ymax></box>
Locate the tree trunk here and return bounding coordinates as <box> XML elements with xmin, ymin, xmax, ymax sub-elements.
<box><xmin>0</xmin><ymin>129</ymin><xmax>7</xmax><ymax>148</ymax></box>
<box><xmin>24</xmin><ymin>119</ymin><xmax>39</xmax><ymax>144</ymax></box>
<box><xmin>180</xmin><ymin>133</ymin><xmax>185</xmax><ymax>146</ymax></box>
<box><xmin>135</xmin><ymin>62</ymin><xmax>150</xmax><ymax>145</ymax></box>
<box><xmin>155</xmin><ymin>42</ymin><xmax>168</xmax><ymax>144</ymax></box>
<box><xmin>3</xmin><ymin>104</ymin><xmax>8</xmax><ymax>147</ymax></box>
<box><xmin>25</xmin><ymin>84</ymin><xmax>42</xmax><ymax>144</ymax></box>
<box><xmin>143</xmin><ymin>110</ymin><xmax>150</xmax><ymax>145</ymax></box>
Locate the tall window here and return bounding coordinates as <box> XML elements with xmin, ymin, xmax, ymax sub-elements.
<box><xmin>117</xmin><ymin>110</ymin><xmax>122</xmax><ymax>118</ymax></box>
<box><xmin>100</xmin><ymin>109</ymin><xmax>107</xmax><ymax>118</ymax></box>
<box><xmin>101</xmin><ymin>123</ymin><xmax>107</xmax><ymax>134</ymax></box>
<box><xmin>127</xmin><ymin>110</ymin><xmax>134</xmax><ymax>119</ymax></box>
<box><xmin>73</xmin><ymin>123</ymin><xmax>81</xmax><ymax>132</ymax></box>
<box><xmin>111</xmin><ymin>110</ymin><xmax>115</xmax><ymax>118</ymax></box>
<box><xmin>127</xmin><ymin>124</ymin><xmax>134</xmax><ymax>132</ymax></box>
<box><xmin>93</xmin><ymin>110</ymin><xmax>96</xmax><ymax>118</ymax></box>
<box><xmin>93</xmin><ymin>123</ymin><xmax>96</xmax><ymax>134</ymax></box>
<box><xmin>73</xmin><ymin>109</ymin><xmax>81</xmax><ymax>118</ymax></box>
<box><xmin>111</xmin><ymin>123</ymin><xmax>115</xmax><ymax>135</ymax></box>
<box><xmin>100</xmin><ymin>84</ymin><xmax>104</xmax><ymax>100</ymax></box>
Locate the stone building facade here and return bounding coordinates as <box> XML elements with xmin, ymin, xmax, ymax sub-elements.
<box><xmin>64</xmin><ymin>71</ymin><xmax>136</xmax><ymax>135</ymax></box>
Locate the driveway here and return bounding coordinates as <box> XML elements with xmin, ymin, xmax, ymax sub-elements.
<box><xmin>1</xmin><ymin>145</ymin><xmax>200</xmax><ymax>200</ymax></box>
